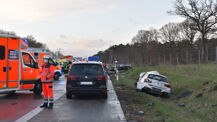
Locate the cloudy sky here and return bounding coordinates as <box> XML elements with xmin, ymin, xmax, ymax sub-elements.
<box><xmin>0</xmin><ymin>0</ymin><xmax>183</xmax><ymax>57</ymax></box>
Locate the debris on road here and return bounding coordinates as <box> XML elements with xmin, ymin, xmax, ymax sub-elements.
<box><xmin>212</xmin><ymin>85</ymin><xmax>217</xmax><ymax>91</ymax></box>
<box><xmin>203</xmin><ymin>81</ymin><xmax>210</xmax><ymax>86</ymax></box>
<box><xmin>138</xmin><ymin>110</ymin><xmax>144</xmax><ymax>115</ymax></box>
<box><xmin>147</xmin><ymin>102</ymin><xmax>155</xmax><ymax>107</ymax></box>
<box><xmin>212</xmin><ymin>104</ymin><xmax>217</xmax><ymax>107</ymax></box>
<box><xmin>178</xmin><ymin>91</ymin><xmax>193</xmax><ymax>99</ymax></box>
<box><xmin>116</xmin><ymin>86</ymin><xmax>122</xmax><ymax>90</ymax></box>
<box><xmin>195</xmin><ymin>93</ymin><xmax>203</xmax><ymax>98</ymax></box>
<box><xmin>177</xmin><ymin>103</ymin><xmax>185</xmax><ymax>107</ymax></box>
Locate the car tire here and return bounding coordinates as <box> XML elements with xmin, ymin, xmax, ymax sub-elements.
<box><xmin>102</xmin><ymin>93</ymin><xmax>108</xmax><ymax>99</ymax></box>
<box><xmin>134</xmin><ymin>82</ymin><xmax>137</xmax><ymax>87</ymax></box>
<box><xmin>33</xmin><ymin>81</ymin><xmax>42</xmax><ymax>95</ymax></box>
<box><xmin>161</xmin><ymin>92</ymin><xmax>169</xmax><ymax>98</ymax></box>
<box><xmin>66</xmin><ymin>93</ymin><xmax>72</xmax><ymax>99</ymax></box>
<box><xmin>7</xmin><ymin>91</ymin><xmax>16</xmax><ymax>96</ymax></box>
<box><xmin>54</xmin><ymin>73</ymin><xmax>60</xmax><ymax>81</ymax></box>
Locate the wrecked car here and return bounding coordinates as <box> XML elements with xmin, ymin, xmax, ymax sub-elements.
<box><xmin>136</xmin><ymin>71</ymin><xmax>171</xmax><ymax>97</ymax></box>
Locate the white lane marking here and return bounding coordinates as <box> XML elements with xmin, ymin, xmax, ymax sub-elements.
<box><xmin>15</xmin><ymin>91</ymin><xmax>65</xmax><ymax>122</ymax></box>
<box><xmin>15</xmin><ymin>77</ymin><xmax>66</xmax><ymax>122</ymax></box>
<box><xmin>16</xmin><ymin>77</ymin><xmax>125</xmax><ymax>122</ymax></box>
<box><xmin>107</xmin><ymin>76</ymin><xmax>126</xmax><ymax>121</ymax></box>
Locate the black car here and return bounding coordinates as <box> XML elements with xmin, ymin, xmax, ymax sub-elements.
<box><xmin>118</xmin><ymin>65</ymin><xmax>132</xmax><ymax>71</ymax></box>
<box><xmin>66</xmin><ymin>62</ymin><xmax>108</xmax><ymax>99</ymax></box>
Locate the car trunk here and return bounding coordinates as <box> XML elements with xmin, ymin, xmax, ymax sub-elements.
<box><xmin>150</xmin><ymin>80</ymin><xmax>167</xmax><ymax>91</ymax></box>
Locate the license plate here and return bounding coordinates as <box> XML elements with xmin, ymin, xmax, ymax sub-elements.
<box><xmin>80</xmin><ymin>82</ymin><xmax>93</xmax><ymax>85</ymax></box>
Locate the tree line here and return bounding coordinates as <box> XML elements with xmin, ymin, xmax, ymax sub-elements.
<box><xmin>95</xmin><ymin>0</ymin><xmax>217</xmax><ymax>65</ymax></box>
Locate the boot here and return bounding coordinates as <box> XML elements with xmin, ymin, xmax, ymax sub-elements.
<box><xmin>40</xmin><ymin>103</ymin><xmax>48</xmax><ymax>108</ymax></box>
<box><xmin>48</xmin><ymin>103</ymin><xmax>53</xmax><ymax>109</ymax></box>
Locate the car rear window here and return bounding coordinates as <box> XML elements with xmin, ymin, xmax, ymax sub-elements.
<box><xmin>0</xmin><ymin>46</ymin><xmax>5</xmax><ymax>60</ymax></box>
<box><xmin>70</xmin><ymin>64</ymin><xmax>104</xmax><ymax>76</ymax></box>
<box><xmin>148</xmin><ymin>74</ymin><xmax>168</xmax><ymax>83</ymax></box>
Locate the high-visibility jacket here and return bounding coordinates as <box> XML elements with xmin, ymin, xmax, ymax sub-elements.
<box><xmin>41</xmin><ymin>63</ymin><xmax>55</xmax><ymax>83</ymax></box>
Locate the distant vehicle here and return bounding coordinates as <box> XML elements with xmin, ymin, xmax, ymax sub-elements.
<box><xmin>110</xmin><ymin>64</ymin><xmax>132</xmax><ymax>72</ymax></box>
<box><xmin>66</xmin><ymin>61</ymin><xmax>108</xmax><ymax>99</ymax></box>
<box><xmin>136</xmin><ymin>71</ymin><xmax>171</xmax><ymax>97</ymax></box>
<box><xmin>118</xmin><ymin>64</ymin><xmax>132</xmax><ymax>71</ymax></box>
<box><xmin>27</xmin><ymin>48</ymin><xmax>62</xmax><ymax>80</ymax></box>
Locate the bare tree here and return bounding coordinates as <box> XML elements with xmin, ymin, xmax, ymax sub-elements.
<box><xmin>160</xmin><ymin>22</ymin><xmax>181</xmax><ymax>43</ymax></box>
<box><xmin>0</xmin><ymin>29</ymin><xmax>16</xmax><ymax>36</ymax></box>
<box><xmin>25</xmin><ymin>35</ymin><xmax>46</xmax><ymax>48</ymax></box>
<box><xmin>169</xmin><ymin>0</ymin><xmax>217</xmax><ymax>62</ymax></box>
<box><xmin>132</xmin><ymin>28</ymin><xmax>159</xmax><ymax>44</ymax></box>
<box><xmin>180</xmin><ymin>19</ymin><xmax>197</xmax><ymax>43</ymax></box>
<box><xmin>179</xmin><ymin>19</ymin><xmax>198</xmax><ymax>63</ymax></box>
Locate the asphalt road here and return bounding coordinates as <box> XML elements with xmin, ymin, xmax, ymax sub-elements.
<box><xmin>0</xmin><ymin>76</ymin><xmax>125</xmax><ymax>122</ymax></box>
<box><xmin>29</xmin><ymin>77</ymin><xmax>126</xmax><ymax>122</ymax></box>
<box><xmin>0</xmin><ymin>77</ymin><xmax>65</xmax><ymax>122</ymax></box>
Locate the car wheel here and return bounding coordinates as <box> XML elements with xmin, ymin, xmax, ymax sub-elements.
<box><xmin>54</xmin><ymin>73</ymin><xmax>60</xmax><ymax>80</ymax></box>
<box><xmin>102</xmin><ymin>93</ymin><xmax>108</xmax><ymax>99</ymax></box>
<box><xmin>134</xmin><ymin>82</ymin><xmax>137</xmax><ymax>87</ymax></box>
<box><xmin>161</xmin><ymin>92</ymin><xmax>169</xmax><ymax>98</ymax></box>
<box><xmin>7</xmin><ymin>91</ymin><xmax>16</xmax><ymax>96</ymax></box>
<box><xmin>33</xmin><ymin>81</ymin><xmax>42</xmax><ymax>95</ymax></box>
<box><xmin>136</xmin><ymin>89</ymin><xmax>140</xmax><ymax>92</ymax></box>
<box><xmin>66</xmin><ymin>93</ymin><xmax>72</xmax><ymax>99</ymax></box>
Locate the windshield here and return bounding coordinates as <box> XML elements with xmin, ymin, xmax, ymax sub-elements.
<box><xmin>70</xmin><ymin>64</ymin><xmax>104</xmax><ymax>76</ymax></box>
<box><xmin>148</xmin><ymin>74</ymin><xmax>168</xmax><ymax>83</ymax></box>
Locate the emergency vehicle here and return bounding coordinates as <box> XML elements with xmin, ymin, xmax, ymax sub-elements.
<box><xmin>88</xmin><ymin>56</ymin><xmax>100</xmax><ymax>62</ymax></box>
<box><xmin>0</xmin><ymin>34</ymin><xmax>42</xmax><ymax>95</ymax></box>
<box><xmin>27</xmin><ymin>48</ymin><xmax>62</xmax><ymax>80</ymax></box>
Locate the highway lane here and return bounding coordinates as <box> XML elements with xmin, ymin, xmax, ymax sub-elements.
<box><xmin>0</xmin><ymin>76</ymin><xmax>125</xmax><ymax>122</ymax></box>
<box><xmin>0</xmin><ymin>77</ymin><xmax>66</xmax><ymax>122</ymax></box>
<box><xmin>29</xmin><ymin>77</ymin><xmax>126</xmax><ymax>122</ymax></box>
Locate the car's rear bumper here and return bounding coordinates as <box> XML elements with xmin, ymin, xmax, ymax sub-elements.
<box><xmin>143</xmin><ymin>86</ymin><xmax>171</xmax><ymax>94</ymax></box>
<box><xmin>67</xmin><ymin>87</ymin><xmax>107</xmax><ymax>95</ymax></box>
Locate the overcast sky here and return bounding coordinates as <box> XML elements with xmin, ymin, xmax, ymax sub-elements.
<box><xmin>0</xmin><ymin>0</ymin><xmax>183</xmax><ymax>57</ymax></box>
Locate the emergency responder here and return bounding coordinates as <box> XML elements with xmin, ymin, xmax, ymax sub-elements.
<box><xmin>63</xmin><ymin>62</ymin><xmax>69</xmax><ymax>77</ymax></box>
<box><xmin>40</xmin><ymin>55</ymin><xmax>55</xmax><ymax>109</ymax></box>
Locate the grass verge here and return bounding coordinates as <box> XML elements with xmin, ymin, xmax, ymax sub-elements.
<box><xmin>112</xmin><ymin>63</ymin><xmax>217</xmax><ymax>122</ymax></box>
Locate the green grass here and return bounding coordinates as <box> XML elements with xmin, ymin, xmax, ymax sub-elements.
<box><xmin>113</xmin><ymin>63</ymin><xmax>217</xmax><ymax>122</ymax></box>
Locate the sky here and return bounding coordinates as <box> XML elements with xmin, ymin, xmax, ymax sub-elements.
<box><xmin>0</xmin><ymin>0</ymin><xmax>184</xmax><ymax>57</ymax></box>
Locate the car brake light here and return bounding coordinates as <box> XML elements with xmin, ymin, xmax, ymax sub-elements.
<box><xmin>165</xmin><ymin>84</ymin><xmax>171</xmax><ymax>88</ymax></box>
<box><xmin>96</xmin><ymin>75</ymin><xmax>106</xmax><ymax>80</ymax></box>
<box><xmin>67</xmin><ymin>75</ymin><xmax>78</xmax><ymax>81</ymax></box>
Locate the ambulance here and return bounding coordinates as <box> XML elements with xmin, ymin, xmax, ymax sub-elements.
<box><xmin>0</xmin><ymin>34</ymin><xmax>42</xmax><ymax>95</ymax></box>
<box><xmin>27</xmin><ymin>47</ymin><xmax>62</xmax><ymax>80</ymax></box>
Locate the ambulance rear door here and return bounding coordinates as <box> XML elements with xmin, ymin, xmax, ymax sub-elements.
<box><xmin>0</xmin><ymin>36</ymin><xmax>20</xmax><ymax>91</ymax></box>
<box><xmin>7</xmin><ymin>37</ymin><xmax>20</xmax><ymax>89</ymax></box>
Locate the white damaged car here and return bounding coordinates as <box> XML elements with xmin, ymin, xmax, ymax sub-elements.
<box><xmin>136</xmin><ymin>71</ymin><xmax>171</xmax><ymax>97</ymax></box>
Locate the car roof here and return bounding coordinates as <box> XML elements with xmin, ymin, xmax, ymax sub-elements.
<box><xmin>72</xmin><ymin>61</ymin><xmax>102</xmax><ymax>65</ymax></box>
